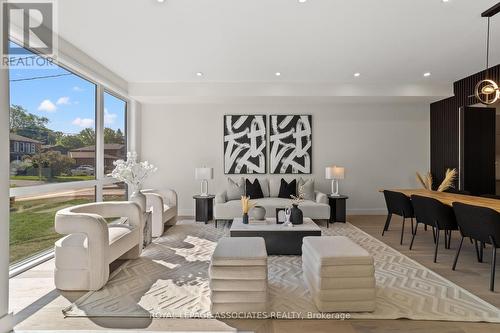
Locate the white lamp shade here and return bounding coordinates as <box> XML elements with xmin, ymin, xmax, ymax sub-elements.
<box><xmin>195</xmin><ymin>167</ymin><xmax>213</xmax><ymax>180</ymax></box>
<box><xmin>325</xmin><ymin>166</ymin><xmax>345</xmax><ymax>180</ymax></box>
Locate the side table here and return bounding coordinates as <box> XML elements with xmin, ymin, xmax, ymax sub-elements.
<box><xmin>328</xmin><ymin>195</ymin><xmax>348</xmax><ymax>225</ymax></box>
<box><xmin>193</xmin><ymin>195</ymin><xmax>215</xmax><ymax>224</ymax></box>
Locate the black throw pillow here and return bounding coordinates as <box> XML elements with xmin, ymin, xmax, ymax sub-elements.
<box><xmin>246</xmin><ymin>179</ymin><xmax>264</xmax><ymax>199</ymax></box>
<box><xmin>278</xmin><ymin>179</ymin><xmax>297</xmax><ymax>199</ymax></box>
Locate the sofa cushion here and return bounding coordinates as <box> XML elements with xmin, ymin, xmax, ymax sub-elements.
<box><xmin>278</xmin><ymin>178</ymin><xmax>297</xmax><ymax>199</ymax></box>
<box><xmin>298</xmin><ymin>178</ymin><xmax>315</xmax><ymax>201</ymax></box>
<box><xmin>210</xmin><ymin>291</ymin><xmax>267</xmax><ymax>303</ymax></box>
<box><xmin>163</xmin><ymin>204</ymin><xmax>177</xmax><ymax>222</ymax></box>
<box><xmin>269</xmin><ymin>178</ymin><xmax>281</xmax><ymax>197</ymax></box>
<box><xmin>259</xmin><ymin>178</ymin><xmax>270</xmax><ymax>197</ymax></box>
<box><xmin>209</xmin><ymin>279</ymin><xmax>268</xmax><ymax>291</ymax></box>
<box><xmin>226</xmin><ymin>177</ymin><xmax>245</xmax><ymax>200</ymax></box>
<box><xmin>302</xmin><ymin>252</ymin><xmax>375</xmax><ymax>278</ymax></box>
<box><xmin>245</xmin><ymin>179</ymin><xmax>264</xmax><ymax>199</ymax></box>
<box><xmin>209</xmin><ymin>266</ymin><xmax>268</xmax><ymax>280</ymax></box>
<box><xmin>302</xmin><ymin>236</ymin><xmax>374</xmax><ymax>266</ymax></box>
<box><xmin>210</xmin><ymin>302</ymin><xmax>267</xmax><ymax>314</ymax></box>
<box><xmin>211</xmin><ymin>237</ymin><xmax>267</xmax><ymax>266</ymax></box>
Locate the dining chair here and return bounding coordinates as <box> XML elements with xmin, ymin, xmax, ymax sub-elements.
<box><xmin>382</xmin><ymin>190</ymin><xmax>415</xmax><ymax>245</ymax></box>
<box><xmin>410</xmin><ymin>195</ymin><xmax>458</xmax><ymax>263</ymax></box>
<box><xmin>452</xmin><ymin>202</ymin><xmax>500</xmax><ymax>291</ymax></box>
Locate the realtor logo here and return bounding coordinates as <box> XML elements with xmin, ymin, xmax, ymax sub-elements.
<box><xmin>2</xmin><ymin>0</ymin><xmax>57</xmax><ymax>68</ymax></box>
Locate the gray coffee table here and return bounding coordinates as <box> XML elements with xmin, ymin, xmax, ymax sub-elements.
<box><xmin>230</xmin><ymin>217</ymin><xmax>321</xmax><ymax>255</ymax></box>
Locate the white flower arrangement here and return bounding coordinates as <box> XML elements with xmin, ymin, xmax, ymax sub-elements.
<box><xmin>111</xmin><ymin>152</ymin><xmax>157</xmax><ymax>193</ymax></box>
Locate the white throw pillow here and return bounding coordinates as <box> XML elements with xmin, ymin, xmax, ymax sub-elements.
<box><xmin>226</xmin><ymin>177</ymin><xmax>245</xmax><ymax>201</ymax></box>
<box><xmin>298</xmin><ymin>178</ymin><xmax>315</xmax><ymax>201</ymax></box>
<box><xmin>259</xmin><ymin>178</ymin><xmax>270</xmax><ymax>197</ymax></box>
<box><xmin>269</xmin><ymin>178</ymin><xmax>281</xmax><ymax>198</ymax></box>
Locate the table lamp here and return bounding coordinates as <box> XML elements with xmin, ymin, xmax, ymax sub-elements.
<box><xmin>195</xmin><ymin>167</ymin><xmax>213</xmax><ymax>196</ymax></box>
<box><xmin>325</xmin><ymin>166</ymin><xmax>345</xmax><ymax>196</ymax></box>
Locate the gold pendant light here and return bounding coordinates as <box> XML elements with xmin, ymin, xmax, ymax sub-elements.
<box><xmin>475</xmin><ymin>16</ymin><xmax>500</xmax><ymax>105</ymax></box>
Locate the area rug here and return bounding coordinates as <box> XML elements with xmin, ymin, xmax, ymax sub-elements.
<box><xmin>63</xmin><ymin>221</ymin><xmax>500</xmax><ymax>322</ymax></box>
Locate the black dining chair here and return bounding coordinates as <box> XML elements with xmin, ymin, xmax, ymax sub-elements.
<box><xmin>410</xmin><ymin>195</ymin><xmax>458</xmax><ymax>263</ymax></box>
<box><xmin>480</xmin><ymin>194</ymin><xmax>500</xmax><ymax>200</ymax></box>
<box><xmin>382</xmin><ymin>190</ymin><xmax>415</xmax><ymax>245</ymax></box>
<box><xmin>444</xmin><ymin>188</ymin><xmax>471</xmax><ymax>196</ymax></box>
<box><xmin>452</xmin><ymin>202</ymin><xmax>500</xmax><ymax>291</ymax></box>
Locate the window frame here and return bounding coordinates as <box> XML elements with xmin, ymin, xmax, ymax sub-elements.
<box><xmin>7</xmin><ymin>40</ymin><xmax>131</xmax><ymax>274</ymax></box>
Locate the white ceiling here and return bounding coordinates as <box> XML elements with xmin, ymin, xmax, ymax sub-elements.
<box><xmin>54</xmin><ymin>0</ymin><xmax>500</xmax><ymax>102</ymax></box>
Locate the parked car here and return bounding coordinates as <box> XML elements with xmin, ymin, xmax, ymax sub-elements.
<box><xmin>71</xmin><ymin>165</ymin><xmax>95</xmax><ymax>176</ymax></box>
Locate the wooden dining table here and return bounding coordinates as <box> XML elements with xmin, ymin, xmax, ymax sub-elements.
<box><xmin>381</xmin><ymin>189</ymin><xmax>500</xmax><ymax>213</ymax></box>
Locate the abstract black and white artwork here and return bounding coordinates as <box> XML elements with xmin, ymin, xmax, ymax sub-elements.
<box><xmin>223</xmin><ymin>115</ymin><xmax>267</xmax><ymax>174</ymax></box>
<box><xmin>269</xmin><ymin>115</ymin><xmax>312</xmax><ymax>174</ymax></box>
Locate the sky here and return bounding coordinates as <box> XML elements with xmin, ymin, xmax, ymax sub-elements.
<box><xmin>8</xmin><ymin>41</ymin><xmax>126</xmax><ymax>135</ymax></box>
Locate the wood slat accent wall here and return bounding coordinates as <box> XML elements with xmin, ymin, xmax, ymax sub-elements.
<box><xmin>430</xmin><ymin>64</ymin><xmax>500</xmax><ymax>191</ymax></box>
<box><xmin>453</xmin><ymin>64</ymin><xmax>500</xmax><ymax>107</ymax></box>
<box><xmin>430</xmin><ymin>96</ymin><xmax>459</xmax><ymax>187</ymax></box>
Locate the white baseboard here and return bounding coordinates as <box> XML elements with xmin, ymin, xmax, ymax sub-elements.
<box><xmin>0</xmin><ymin>313</ymin><xmax>13</xmax><ymax>333</ymax></box>
<box><xmin>347</xmin><ymin>208</ymin><xmax>387</xmax><ymax>215</ymax></box>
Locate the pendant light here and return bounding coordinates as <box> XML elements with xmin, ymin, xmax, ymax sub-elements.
<box><xmin>475</xmin><ymin>13</ymin><xmax>500</xmax><ymax>105</ymax></box>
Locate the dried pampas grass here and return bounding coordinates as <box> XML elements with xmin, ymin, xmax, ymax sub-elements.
<box><xmin>437</xmin><ymin>168</ymin><xmax>457</xmax><ymax>192</ymax></box>
<box><xmin>416</xmin><ymin>171</ymin><xmax>433</xmax><ymax>190</ymax></box>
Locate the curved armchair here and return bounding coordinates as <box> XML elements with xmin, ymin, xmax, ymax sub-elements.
<box><xmin>54</xmin><ymin>201</ymin><xmax>143</xmax><ymax>291</ymax></box>
<box><xmin>142</xmin><ymin>189</ymin><xmax>178</xmax><ymax>237</ymax></box>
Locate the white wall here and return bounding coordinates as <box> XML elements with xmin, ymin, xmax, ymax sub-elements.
<box><xmin>141</xmin><ymin>102</ymin><xmax>430</xmax><ymax>216</ymax></box>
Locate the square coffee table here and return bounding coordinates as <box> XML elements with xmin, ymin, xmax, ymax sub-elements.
<box><xmin>230</xmin><ymin>217</ymin><xmax>321</xmax><ymax>255</ymax></box>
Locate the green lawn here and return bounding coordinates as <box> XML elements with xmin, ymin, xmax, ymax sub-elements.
<box><xmin>10</xmin><ymin>196</ymin><xmax>94</xmax><ymax>264</ymax></box>
<box><xmin>11</xmin><ymin>175</ymin><xmax>94</xmax><ymax>182</ymax></box>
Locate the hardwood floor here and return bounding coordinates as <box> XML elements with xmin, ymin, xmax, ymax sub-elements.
<box><xmin>10</xmin><ymin>215</ymin><xmax>500</xmax><ymax>333</ymax></box>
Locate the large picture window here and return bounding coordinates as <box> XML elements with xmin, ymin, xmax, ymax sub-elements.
<box><xmin>8</xmin><ymin>41</ymin><xmax>129</xmax><ymax>266</ymax></box>
<box><xmin>103</xmin><ymin>92</ymin><xmax>127</xmax><ymax>174</ymax></box>
<box><xmin>9</xmin><ymin>42</ymin><xmax>97</xmax><ymax>187</ymax></box>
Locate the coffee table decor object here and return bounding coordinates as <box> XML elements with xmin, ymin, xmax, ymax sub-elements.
<box><xmin>290</xmin><ymin>187</ymin><xmax>305</xmax><ymax>224</ymax></box>
<box><xmin>240</xmin><ymin>196</ymin><xmax>254</xmax><ymax>224</ymax></box>
<box><xmin>250</xmin><ymin>205</ymin><xmax>266</xmax><ymax>220</ymax></box>
<box><xmin>230</xmin><ymin>217</ymin><xmax>321</xmax><ymax>255</ymax></box>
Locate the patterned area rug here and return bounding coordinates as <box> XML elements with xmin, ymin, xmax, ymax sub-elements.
<box><xmin>63</xmin><ymin>221</ymin><xmax>500</xmax><ymax>322</ymax></box>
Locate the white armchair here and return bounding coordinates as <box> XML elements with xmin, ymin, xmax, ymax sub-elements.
<box><xmin>142</xmin><ymin>189</ymin><xmax>178</xmax><ymax>237</ymax></box>
<box><xmin>54</xmin><ymin>201</ymin><xmax>143</xmax><ymax>291</ymax></box>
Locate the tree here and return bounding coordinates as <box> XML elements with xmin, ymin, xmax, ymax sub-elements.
<box><xmin>78</xmin><ymin>128</ymin><xmax>95</xmax><ymax>146</ymax></box>
<box><xmin>9</xmin><ymin>105</ymin><xmax>59</xmax><ymax>144</ymax></box>
<box><xmin>56</xmin><ymin>135</ymin><xmax>85</xmax><ymax>150</ymax></box>
<box><xmin>104</xmin><ymin>127</ymin><xmax>125</xmax><ymax>144</ymax></box>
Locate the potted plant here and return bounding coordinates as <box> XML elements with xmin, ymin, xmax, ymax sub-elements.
<box><xmin>111</xmin><ymin>152</ymin><xmax>157</xmax><ymax>212</ymax></box>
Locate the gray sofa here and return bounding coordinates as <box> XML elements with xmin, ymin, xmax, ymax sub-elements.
<box><xmin>214</xmin><ymin>177</ymin><xmax>330</xmax><ymax>221</ymax></box>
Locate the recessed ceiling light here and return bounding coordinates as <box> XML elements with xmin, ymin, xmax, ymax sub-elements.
<box><xmin>157</xmin><ymin>0</ymin><xmax>165</xmax><ymax>3</ymax></box>
<box><xmin>423</xmin><ymin>72</ymin><xmax>431</xmax><ymax>77</ymax></box>
<box><xmin>275</xmin><ymin>72</ymin><xmax>281</xmax><ymax>76</ymax></box>
<box><xmin>354</xmin><ymin>72</ymin><xmax>361</xmax><ymax>77</ymax></box>
<box><xmin>196</xmin><ymin>72</ymin><xmax>203</xmax><ymax>77</ymax></box>
<box><xmin>442</xmin><ymin>0</ymin><xmax>450</xmax><ymax>3</ymax></box>
<box><xmin>298</xmin><ymin>0</ymin><xmax>308</xmax><ymax>3</ymax></box>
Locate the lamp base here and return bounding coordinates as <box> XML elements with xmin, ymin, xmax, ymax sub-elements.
<box><xmin>199</xmin><ymin>180</ymin><xmax>209</xmax><ymax>197</ymax></box>
<box><xmin>329</xmin><ymin>193</ymin><xmax>341</xmax><ymax>197</ymax></box>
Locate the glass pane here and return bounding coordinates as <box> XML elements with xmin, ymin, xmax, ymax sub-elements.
<box><xmin>9</xmin><ymin>41</ymin><xmax>97</xmax><ymax>188</ymax></box>
<box><xmin>9</xmin><ymin>187</ymin><xmax>96</xmax><ymax>264</ymax></box>
<box><xmin>103</xmin><ymin>92</ymin><xmax>127</xmax><ymax>175</ymax></box>
<box><xmin>103</xmin><ymin>182</ymin><xmax>128</xmax><ymax>202</ymax></box>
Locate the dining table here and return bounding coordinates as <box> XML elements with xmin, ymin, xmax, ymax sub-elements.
<box><xmin>380</xmin><ymin>189</ymin><xmax>500</xmax><ymax>213</ymax></box>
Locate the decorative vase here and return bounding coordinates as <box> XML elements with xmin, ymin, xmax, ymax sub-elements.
<box><xmin>130</xmin><ymin>187</ymin><xmax>146</xmax><ymax>213</ymax></box>
<box><xmin>242</xmin><ymin>213</ymin><xmax>249</xmax><ymax>224</ymax></box>
<box><xmin>250</xmin><ymin>206</ymin><xmax>266</xmax><ymax>220</ymax></box>
<box><xmin>290</xmin><ymin>204</ymin><xmax>303</xmax><ymax>225</ymax></box>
